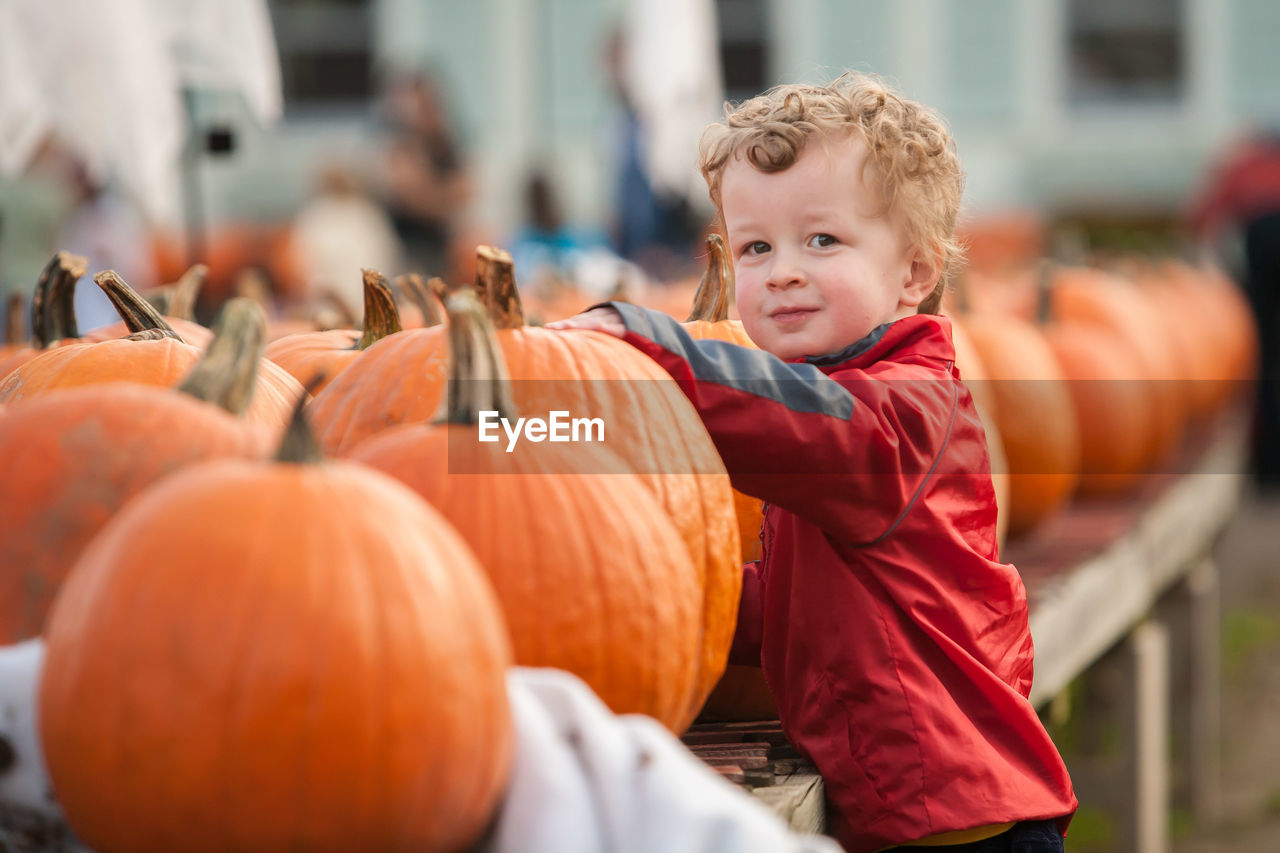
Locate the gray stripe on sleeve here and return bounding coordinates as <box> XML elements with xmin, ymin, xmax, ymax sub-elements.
<box><xmin>611</xmin><ymin>301</ymin><xmax>855</xmax><ymax>418</ymax></box>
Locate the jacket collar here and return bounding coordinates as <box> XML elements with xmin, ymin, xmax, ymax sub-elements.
<box><xmin>798</xmin><ymin>313</ymin><xmax>955</xmax><ymax>371</ymax></box>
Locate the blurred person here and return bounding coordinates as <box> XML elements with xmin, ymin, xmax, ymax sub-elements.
<box><xmin>1188</xmin><ymin>126</ymin><xmax>1280</xmax><ymax>487</ymax></box>
<box><xmin>509</xmin><ymin>168</ymin><xmax>608</xmax><ymax>286</ymax></box>
<box><xmin>290</xmin><ymin>161</ymin><xmax>404</xmax><ymax>319</ymax></box>
<box><xmin>378</xmin><ymin>69</ymin><xmax>471</xmax><ymax>281</ymax></box>
<box><xmin>602</xmin><ymin>29</ymin><xmax>703</xmax><ymax>281</ymax></box>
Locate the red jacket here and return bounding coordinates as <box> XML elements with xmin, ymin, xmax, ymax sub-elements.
<box><xmin>610</xmin><ymin>305</ymin><xmax>1077</xmax><ymax>852</ymax></box>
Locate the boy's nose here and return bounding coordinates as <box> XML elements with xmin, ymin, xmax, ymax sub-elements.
<box><xmin>766</xmin><ymin>253</ymin><xmax>806</xmax><ymax>289</ymax></box>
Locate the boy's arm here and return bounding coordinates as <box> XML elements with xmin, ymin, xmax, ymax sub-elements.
<box><xmin>554</xmin><ymin>302</ymin><xmax>958</xmax><ymax>544</ymax></box>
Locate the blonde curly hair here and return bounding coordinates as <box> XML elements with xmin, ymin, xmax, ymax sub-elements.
<box><xmin>699</xmin><ymin>73</ymin><xmax>965</xmax><ymax>314</ymax></box>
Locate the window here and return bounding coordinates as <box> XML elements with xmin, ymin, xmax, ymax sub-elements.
<box><xmin>268</xmin><ymin>0</ymin><xmax>373</xmax><ymax>109</ymax></box>
<box><xmin>1066</xmin><ymin>0</ymin><xmax>1185</xmax><ymax>106</ymax></box>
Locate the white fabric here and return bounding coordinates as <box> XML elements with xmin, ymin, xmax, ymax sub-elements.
<box><xmin>0</xmin><ymin>640</ymin><xmax>59</xmax><ymax>818</ymax></box>
<box><xmin>0</xmin><ymin>645</ymin><xmax>837</xmax><ymax>852</ymax></box>
<box><xmin>620</xmin><ymin>0</ymin><xmax>724</xmax><ymax>207</ymax></box>
<box><xmin>0</xmin><ymin>0</ymin><xmax>280</xmax><ymax>223</ymax></box>
<box><xmin>486</xmin><ymin>667</ymin><xmax>841</xmax><ymax>853</ymax></box>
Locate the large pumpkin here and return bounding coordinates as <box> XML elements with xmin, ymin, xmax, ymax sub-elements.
<box><xmin>350</xmin><ymin>292</ymin><xmax>701</xmax><ymax>730</ymax></box>
<box><xmin>0</xmin><ymin>273</ymin><xmax>302</xmax><ymax>430</ymax></box>
<box><xmin>0</xmin><ymin>301</ymin><xmax>274</xmax><ymax>642</ymax></box>
<box><xmin>315</xmin><ymin>246</ymin><xmax>740</xmax><ymax>729</ymax></box>
<box><xmin>40</xmin><ymin>402</ymin><xmax>512</xmax><ymax>853</ymax></box>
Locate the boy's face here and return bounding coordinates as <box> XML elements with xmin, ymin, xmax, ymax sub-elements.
<box><xmin>723</xmin><ymin>134</ymin><xmax>933</xmax><ymax>360</ymax></box>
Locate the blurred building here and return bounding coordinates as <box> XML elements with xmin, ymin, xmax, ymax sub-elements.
<box><xmin>9</xmin><ymin>0</ymin><xmax>1277</xmax><ymax>286</ymax></box>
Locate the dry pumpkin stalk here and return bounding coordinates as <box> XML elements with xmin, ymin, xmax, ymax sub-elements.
<box><xmin>316</xmin><ymin>287</ymin><xmax>358</xmax><ymax>330</ymax></box>
<box><xmin>276</xmin><ymin>383</ymin><xmax>326</xmax><ymax>464</ymax></box>
<box><xmin>427</xmin><ymin>275</ymin><xmax>449</xmax><ymax>302</ymax></box>
<box><xmin>176</xmin><ymin>298</ymin><xmax>267</xmax><ymax>416</ymax></box>
<box><xmin>437</xmin><ymin>289</ymin><xmax>515</xmax><ymax>426</ymax></box>
<box><xmin>142</xmin><ymin>285</ymin><xmax>174</xmax><ymax>315</ymax></box>
<box><xmin>474</xmin><ymin>245</ymin><xmax>525</xmax><ymax>329</ymax></box>
<box><xmin>686</xmin><ymin>232</ymin><xmax>734</xmax><ymax>323</ymax></box>
<box><xmin>358</xmin><ymin>268</ymin><xmax>402</xmax><ymax>348</ymax></box>
<box><xmin>167</xmin><ymin>263</ymin><xmax>207</xmax><ymax>322</ymax></box>
<box><xmin>93</xmin><ymin>271</ymin><xmax>184</xmax><ymax>342</ymax></box>
<box><xmin>31</xmin><ymin>251</ymin><xmax>88</xmax><ymax>347</ymax></box>
<box><xmin>394</xmin><ymin>272</ymin><xmax>444</xmax><ymax>328</ymax></box>
<box><xmin>4</xmin><ymin>292</ymin><xmax>22</xmax><ymax>345</ymax></box>
<box><xmin>233</xmin><ymin>267</ymin><xmax>275</xmax><ymax>315</ymax></box>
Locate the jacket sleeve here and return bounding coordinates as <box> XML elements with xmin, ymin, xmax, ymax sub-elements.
<box><xmin>610</xmin><ymin>302</ymin><xmax>960</xmax><ymax>544</ymax></box>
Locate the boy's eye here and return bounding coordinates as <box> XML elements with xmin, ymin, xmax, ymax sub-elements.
<box><xmin>808</xmin><ymin>234</ymin><xmax>837</xmax><ymax>248</ymax></box>
<box><xmin>744</xmin><ymin>241</ymin><xmax>770</xmax><ymax>256</ymax></box>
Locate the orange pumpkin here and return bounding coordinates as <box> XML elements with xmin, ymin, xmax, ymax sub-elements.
<box><xmin>40</xmin><ymin>402</ymin><xmax>512</xmax><ymax>853</ymax></box>
<box><xmin>0</xmin><ymin>301</ymin><xmax>274</xmax><ymax>642</ymax></box>
<box><xmin>350</xmin><ymin>292</ymin><xmax>701</xmax><ymax>730</ymax></box>
<box><xmin>961</xmin><ymin>310</ymin><xmax>1080</xmax><ymax>539</ymax></box>
<box><xmin>1042</xmin><ymin>322</ymin><xmax>1153</xmax><ymax>496</ymax></box>
<box><xmin>265</xmin><ymin>269</ymin><xmax>408</xmax><ymax>392</ymax></box>
<box><xmin>315</xmin><ymin>246</ymin><xmax>741</xmax><ymax>729</ymax></box>
<box><xmin>0</xmin><ymin>273</ymin><xmax>302</xmax><ymax>430</ymax></box>
<box><xmin>1045</xmin><ymin>265</ymin><xmax>1186</xmax><ymax>469</ymax></box>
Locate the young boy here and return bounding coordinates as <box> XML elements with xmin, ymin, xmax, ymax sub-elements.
<box><xmin>548</xmin><ymin>75</ymin><xmax>1077</xmax><ymax>852</ymax></box>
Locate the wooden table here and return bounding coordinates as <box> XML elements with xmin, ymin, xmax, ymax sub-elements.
<box><xmin>690</xmin><ymin>407</ymin><xmax>1250</xmax><ymax>851</ymax></box>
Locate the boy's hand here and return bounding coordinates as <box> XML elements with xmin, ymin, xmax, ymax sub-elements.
<box><xmin>544</xmin><ymin>306</ymin><xmax>626</xmax><ymax>338</ymax></box>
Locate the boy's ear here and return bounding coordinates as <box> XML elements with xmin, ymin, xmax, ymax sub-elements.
<box><xmin>900</xmin><ymin>245</ymin><xmax>943</xmax><ymax>309</ymax></box>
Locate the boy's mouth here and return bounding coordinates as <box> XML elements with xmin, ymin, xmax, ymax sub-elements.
<box><xmin>768</xmin><ymin>306</ymin><xmax>819</xmax><ymax>325</ymax></box>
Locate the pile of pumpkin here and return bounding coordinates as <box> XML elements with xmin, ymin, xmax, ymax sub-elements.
<box><xmin>0</xmin><ymin>233</ymin><xmax>1257</xmax><ymax>849</ymax></box>
<box><xmin>0</xmin><ymin>242</ymin><xmax>761</xmax><ymax>851</ymax></box>
<box><xmin>944</xmin><ymin>257</ymin><xmax>1257</xmax><ymax>542</ymax></box>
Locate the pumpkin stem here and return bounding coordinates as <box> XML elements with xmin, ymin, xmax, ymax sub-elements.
<box><xmin>474</xmin><ymin>245</ymin><xmax>526</xmax><ymax>329</ymax></box>
<box><xmin>168</xmin><ymin>264</ymin><xmax>207</xmax><ymax>322</ymax></box>
<box><xmin>4</xmin><ymin>292</ymin><xmax>23</xmax><ymax>345</ymax></box>
<box><xmin>275</xmin><ymin>384</ymin><xmax>325</xmax><ymax>464</ymax></box>
<box><xmin>395</xmin><ymin>273</ymin><xmax>444</xmax><ymax>328</ymax></box>
<box><xmin>143</xmin><ymin>286</ymin><xmax>174</xmax><ymax>315</ymax></box>
<box><xmin>234</xmin><ymin>268</ymin><xmax>276</xmax><ymax>316</ymax></box>
<box><xmin>176</xmin><ymin>299</ymin><xmax>267</xmax><ymax>415</ymax></box>
<box><xmin>317</xmin><ymin>288</ymin><xmax>358</xmax><ymax>330</ymax></box>
<box><xmin>94</xmin><ymin>271</ymin><xmax>185</xmax><ymax>342</ymax></box>
<box><xmin>1034</xmin><ymin>260</ymin><xmax>1057</xmax><ymax>326</ymax></box>
<box><xmin>31</xmin><ymin>251</ymin><xmax>87</xmax><ymax>347</ymax></box>
<box><xmin>358</xmin><ymin>269</ymin><xmax>403</xmax><ymax>349</ymax></box>
<box><xmin>686</xmin><ymin>232</ymin><xmax>733</xmax><ymax>323</ymax></box>
<box><xmin>438</xmin><ymin>289</ymin><xmax>516</xmax><ymax>425</ymax></box>
<box><xmin>427</xmin><ymin>276</ymin><xmax>449</xmax><ymax>303</ymax></box>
